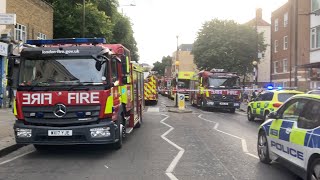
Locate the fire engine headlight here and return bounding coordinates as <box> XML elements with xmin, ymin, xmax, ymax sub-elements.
<box><xmin>90</xmin><ymin>127</ymin><xmax>110</xmax><ymax>138</ymax></box>
<box><xmin>16</xmin><ymin>128</ymin><xmax>32</xmax><ymax>138</ymax></box>
<box><xmin>234</xmin><ymin>103</ymin><xmax>240</xmax><ymax>107</ymax></box>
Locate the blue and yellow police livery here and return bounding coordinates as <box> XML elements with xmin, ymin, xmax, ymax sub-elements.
<box><xmin>258</xmin><ymin>94</ymin><xmax>320</xmax><ymax>180</ymax></box>
<box><xmin>248</xmin><ymin>89</ymin><xmax>303</xmax><ymax>121</ymax></box>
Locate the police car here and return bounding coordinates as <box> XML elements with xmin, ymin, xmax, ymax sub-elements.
<box><xmin>258</xmin><ymin>94</ymin><xmax>320</xmax><ymax>180</ymax></box>
<box><xmin>247</xmin><ymin>88</ymin><xmax>303</xmax><ymax>121</ymax></box>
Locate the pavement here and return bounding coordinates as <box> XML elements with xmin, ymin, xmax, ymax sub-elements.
<box><xmin>0</xmin><ymin>108</ymin><xmax>20</xmax><ymax>157</ymax></box>
<box><xmin>0</xmin><ymin>96</ymin><xmax>301</xmax><ymax>180</ymax></box>
<box><xmin>239</xmin><ymin>102</ymin><xmax>248</xmax><ymax>112</ymax></box>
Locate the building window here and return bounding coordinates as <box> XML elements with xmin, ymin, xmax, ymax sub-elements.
<box><xmin>37</xmin><ymin>33</ymin><xmax>47</xmax><ymax>40</ymax></box>
<box><xmin>283</xmin><ymin>36</ymin><xmax>288</xmax><ymax>50</ymax></box>
<box><xmin>274</xmin><ymin>40</ymin><xmax>278</xmax><ymax>53</ymax></box>
<box><xmin>14</xmin><ymin>23</ymin><xmax>27</xmax><ymax>42</ymax></box>
<box><xmin>311</xmin><ymin>26</ymin><xmax>320</xmax><ymax>49</ymax></box>
<box><xmin>274</xmin><ymin>61</ymin><xmax>279</xmax><ymax>74</ymax></box>
<box><xmin>283</xmin><ymin>59</ymin><xmax>288</xmax><ymax>72</ymax></box>
<box><xmin>275</xmin><ymin>18</ymin><xmax>279</xmax><ymax>31</ymax></box>
<box><xmin>284</xmin><ymin>12</ymin><xmax>288</xmax><ymax>27</ymax></box>
<box><xmin>312</xmin><ymin>0</ymin><xmax>320</xmax><ymax>12</ymax></box>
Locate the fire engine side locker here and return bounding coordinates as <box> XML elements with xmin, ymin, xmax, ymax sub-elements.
<box><xmin>128</xmin><ymin>63</ymin><xmax>143</xmax><ymax>131</ymax></box>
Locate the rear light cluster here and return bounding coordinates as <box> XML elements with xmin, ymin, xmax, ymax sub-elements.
<box><xmin>273</xmin><ymin>103</ymin><xmax>282</xmax><ymax>108</ymax></box>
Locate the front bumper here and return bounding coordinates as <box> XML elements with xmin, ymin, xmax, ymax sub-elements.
<box><xmin>204</xmin><ymin>101</ymin><xmax>240</xmax><ymax>109</ymax></box>
<box><xmin>14</xmin><ymin>120</ymin><xmax>118</xmax><ymax>145</ymax></box>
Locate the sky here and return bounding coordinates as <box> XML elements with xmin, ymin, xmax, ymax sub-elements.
<box><xmin>119</xmin><ymin>0</ymin><xmax>288</xmax><ymax>65</ymax></box>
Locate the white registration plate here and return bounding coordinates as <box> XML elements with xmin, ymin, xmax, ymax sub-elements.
<box><xmin>48</xmin><ymin>130</ymin><xmax>73</xmax><ymax>136</ymax></box>
<box><xmin>219</xmin><ymin>102</ymin><xmax>229</xmax><ymax>106</ymax></box>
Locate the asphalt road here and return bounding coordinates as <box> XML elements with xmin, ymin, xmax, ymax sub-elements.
<box><xmin>0</xmin><ymin>96</ymin><xmax>300</xmax><ymax>180</ymax></box>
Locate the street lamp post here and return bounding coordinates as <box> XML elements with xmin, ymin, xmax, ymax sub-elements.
<box><xmin>82</xmin><ymin>0</ymin><xmax>86</xmax><ymax>38</ymax></box>
<box><xmin>175</xmin><ymin>35</ymin><xmax>179</xmax><ymax>107</ymax></box>
<box><xmin>252</xmin><ymin>60</ymin><xmax>258</xmax><ymax>86</ymax></box>
<box><xmin>120</xmin><ymin>4</ymin><xmax>136</xmax><ymax>14</ymax></box>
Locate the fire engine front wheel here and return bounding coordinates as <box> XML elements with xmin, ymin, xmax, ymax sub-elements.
<box><xmin>113</xmin><ymin>123</ymin><xmax>123</xmax><ymax>150</ymax></box>
<box><xmin>230</xmin><ymin>108</ymin><xmax>236</xmax><ymax>113</ymax></box>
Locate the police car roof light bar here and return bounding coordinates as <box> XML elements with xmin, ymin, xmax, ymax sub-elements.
<box><xmin>26</xmin><ymin>38</ymin><xmax>106</xmax><ymax>46</ymax></box>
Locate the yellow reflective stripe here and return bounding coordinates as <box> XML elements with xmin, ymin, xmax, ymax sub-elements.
<box><xmin>104</xmin><ymin>96</ymin><xmax>114</xmax><ymax>114</ymax></box>
<box><xmin>205</xmin><ymin>90</ymin><xmax>209</xmax><ymax>97</ymax></box>
<box><xmin>200</xmin><ymin>87</ymin><xmax>204</xmax><ymax>95</ymax></box>
<box><xmin>13</xmin><ymin>99</ymin><xmax>17</xmax><ymax>116</ymax></box>
<box><xmin>126</xmin><ymin>56</ymin><xmax>130</xmax><ymax>73</ymax></box>
<box><xmin>290</xmin><ymin>128</ymin><xmax>307</xmax><ymax>146</ymax></box>
<box><xmin>270</xmin><ymin>120</ymin><xmax>282</xmax><ymax>139</ymax></box>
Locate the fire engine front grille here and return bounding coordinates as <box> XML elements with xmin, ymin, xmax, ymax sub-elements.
<box><xmin>211</xmin><ymin>95</ymin><xmax>236</xmax><ymax>102</ymax></box>
<box><xmin>22</xmin><ymin>105</ymin><xmax>101</xmax><ymax>126</ymax></box>
<box><xmin>35</xmin><ymin>135</ymin><xmax>87</xmax><ymax>142</ymax></box>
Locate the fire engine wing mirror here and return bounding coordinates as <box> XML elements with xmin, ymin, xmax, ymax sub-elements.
<box><xmin>95</xmin><ymin>61</ymin><xmax>102</xmax><ymax>71</ymax></box>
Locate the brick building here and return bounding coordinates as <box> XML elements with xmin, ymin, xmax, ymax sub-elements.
<box><xmin>300</xmin><ymin>0</ymin><xmax>320</xmax><ymax>89</ymax></box>
<box><xmin>5</xmin><ymin>0</ymin><xmax>53</xmax><ymax>41</ymax></box>
<box><xmin>0</xmin><ymin>0</ymin><xmax>53</xmax><ymax>107</ymax></box>
<box><xmin>171</xmin><ymin>44</ymin><xmax>197</xmax><ymax>77</ymax></box>
<box><xmin>271</xmin><ymin>0</ymin><xmax>310</xmax><ymax>90</ymax></box>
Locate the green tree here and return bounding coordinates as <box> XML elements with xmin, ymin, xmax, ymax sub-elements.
<box><xmin>112</xmin><ymin>15</ymin><xmax>139</xmax><ymax>62</ymax></box>
<box><xmin>44</xmin><ymin>0</ymin><xmax>139</xmax><ymax>61</ymax></box>
<box><xmin>192</xmin><ymin>19</ymin><xmax>266</xmax><ymax>76</ymax></box>
<box><xmin>152</xmin><ymin>56</ymin><xmax>172</xmax><ymax>75</ymax></box>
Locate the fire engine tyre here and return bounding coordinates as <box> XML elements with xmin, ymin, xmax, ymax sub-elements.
<box><xmin>113</xmin><ymin>123</ymin><xmax>123</xmax><ymax>150</ymax></box>
<box><xmin>247</xmin><ymin>108</ymin><xmax>255</xmax><ymax>121</ymax></box>
<box><xmin>257</xmin><ymin>131</ymin><xmax>272</xmax><ymax>164</ymax></box>
<box><xmin>307</xmin><ymin>158</ymin><xmax>320</xmax><ymax>180</ymax></box>
<box><xmin>201</xmin><ymin>99</ymin><xmax>207</xmax><ymax>110</ymax></box>
<box><xmin>230</xmin><ymin>108</ymin><xmax>236</xmax><ymax>113</ymax></box>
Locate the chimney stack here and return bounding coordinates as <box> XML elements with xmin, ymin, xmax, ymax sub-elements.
<box><xmin>256</xmin><ymin>8</ymin><xmax>262</xmax><ymax>20</ymax></box>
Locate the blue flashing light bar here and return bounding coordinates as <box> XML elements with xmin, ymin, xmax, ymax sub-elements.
<box><xmin>267</xmin><ymin>85</ymin><xmax>273</xmax><ymax>90</ymax></box>
<box><xmin>26</xmin><ymin>38</ymin><xmax>106</xmax><ymax>46</ymax></box>
<box><xmin>277</xmin><ymin>86</ymin><xmax>283</xmax><ymax>90</ymax></box>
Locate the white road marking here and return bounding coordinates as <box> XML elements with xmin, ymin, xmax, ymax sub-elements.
<box><xmin>147</xmin><ymin>107</ymin><xmax>160</xmax><ymax>112</ymax></box>
<box><xmin>104</xmin><ymin>165</ymin><xmax>109</xmax><ymax>169</ymax></box>
<box><xmin>160</xmin><ymin>114</ymin><xmax>185</xmax><ymax>180</ymax></box>
<box><xmin>198</xmin><ymin>114</ymin><xmax>259</xmax><ymax>160</ymax></box>
<box><xmin>0</xmin><ymin>150</ymin><xmax>34</xmax><ymax>166</ymax></box>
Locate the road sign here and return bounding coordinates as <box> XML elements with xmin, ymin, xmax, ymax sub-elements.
<box><xmin>178</xmin><ymin>93</ymin><xmax>185</xmax><ymax>110</ymax></box>
<box><xmin>0</xmin><ymin>42</ymin><xmax>8</xmax><ymax>56</ymax></box>
<box><xmin>0</xmin><ymin>13</ymin><xmax>16</xmax><ymax>25</ymax></box>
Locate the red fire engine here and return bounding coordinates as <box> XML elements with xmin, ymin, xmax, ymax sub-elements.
<box><xmin>190</xmin><ymin>69</ymin><xmax>241</xmax><ymax>113</ymax></box>
<box><xmin>12</xmin><ymin>38</ymin><xmax>144</xmax><ymax>150</ymax></box>
<box><xmin>159</xmin><ymin>77</ymin><xmax>172</xmax><ymax>97</ymax></box>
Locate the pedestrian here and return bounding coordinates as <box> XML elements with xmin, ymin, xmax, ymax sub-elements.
<box><xmin>251</xmin><ymin>90</ymin><xmax>258</xmax><ymax>100</ymax></box>
<box><xmin>243</xmin><ymin>92</ymin><xmax>249</xmax><ymax>103</ymax></box>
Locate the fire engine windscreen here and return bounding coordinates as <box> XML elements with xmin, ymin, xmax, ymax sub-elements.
<box><xmin>209</xmin><ymin>77</ymin><xmax>240</xmax><ymax>89</ymax></box>
<box><xmin>19</xmin><ymin>57</ymin><xmax>107</xmax><ymax>86</ymax></box>
<box><xmin>177</xmin><ymin>80</ymin><xmax>190</xmax><ymax>88</ymax></box>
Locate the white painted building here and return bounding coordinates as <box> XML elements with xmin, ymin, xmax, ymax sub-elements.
<box><xmin>245</xmin><ymin>8</ymin><xmax>271</xmax><ymax>85</ymax></box>
<box><xmin>257</xmin><ymin>25</ymin><xmax>271</xmax><ymax>83</ymax></box>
